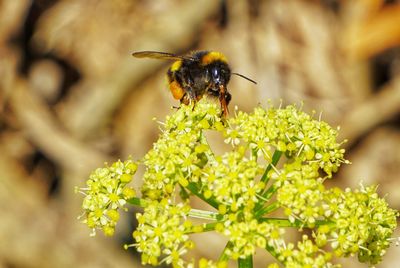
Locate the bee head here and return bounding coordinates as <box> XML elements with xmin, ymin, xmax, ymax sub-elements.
<box><xmin>208</xmin><ymin>61</ymin><xmax>231</xmax><ymax>87</ymax></box>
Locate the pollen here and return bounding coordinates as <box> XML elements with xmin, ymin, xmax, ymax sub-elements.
<box><xmin>201</xmin><ymin>51</ymin><xmax>228</xmax><ymax>65</ymax></box>
<box><xmin>169</xmin><ymin>80</ymin><xmax>185</xmax><ymax>100</ymax></box>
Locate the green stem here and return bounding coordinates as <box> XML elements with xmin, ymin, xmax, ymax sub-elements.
<box><xmin>128</xmin><ymin>197</ymin><xmax>221</xmax><ymax>221</ymax></box>
<box><xmin>186</xmin><ymin>221</ymin><xmax>223</xmax><ymax>234</ymax></box>
<box><xmin>262</xmin><ymin>184</ymin><xmax>278</xmax><ymax>200</ymax></box>
<box><xmin>127</xmin><ymin>197</ymin><xmax>148</xmax><ymax>207</ymax></box>
<box><xmin>265</xmin><ymin>242</ymin><xmax>279</xmax><ymax>260</ymax></box>
<box><xmin>238</xmin><ymin>255</ymin><xmax>253</xmax><ymax>268</ymax></box>
<box><xmin>260</xmin><ymin>150</ymin><xmax>282</xmax><ymax>185</ymax></box>
<box><xmin>188</xmin><ymin>208</ymin><xmax>219</xmax><ymax>220</ymax></box>
<box><xmin>254</xmin><ymin>202</ymin><xmax>280</xmax><ymax>218</ymax></box>
<box><xmin>199</xmin><ymin>130</ymin><xmax>215</xmax><ymax>160</ymax></box>
<box><xmin>186</xmin><ymin>182</ymin><xmax>219</xmax><ymax>209</ymax></box>
<box><xmin>254</xmin><ymin>150</ymin><xmax>282</xmax><ymax>212</ymax></box>
<box><xmin>259</xmin><ymin>217</ymin><xmax>335</xmax><ymax>228</ymax></box>
<box><xmin>219</xmin><ymin>241</ymin><xmax>233</xmax><ymax>262</ymax></box>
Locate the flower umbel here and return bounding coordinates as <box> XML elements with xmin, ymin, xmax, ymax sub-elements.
<box><xmin>322</xmin><ymin>184</ymin><xmax>398</xmax><ymax>265</ymax></box>
<box><xmin>78</xmin><ymin>99</ymin><xmax>398</xmax><ymax>267</ymax></box>
<box><xmin>132</xmin><ymin>200</ymin><xmax>193</xmax><ymax>267</ymax></box>
<box><xmin>77</xmin><ymin>158</ymin><xmax>137</xmax><ymax>236</ymax></box>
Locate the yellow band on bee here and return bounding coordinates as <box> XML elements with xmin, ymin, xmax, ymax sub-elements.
<box><xmin>201</xmin><ymin>51</ymin><xmax>228</xmax><ymax>65</ymax></box>
<box><xmin>170</xmin><ymin>60</ymin><xmax>182</xmax><ymax>72</ymax></box>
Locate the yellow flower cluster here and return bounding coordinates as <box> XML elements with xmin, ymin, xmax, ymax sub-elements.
<box><xmin>77</xmin><ymin>159</ymin><xmax>137</xmax><ymax>236</ymax></box>
<box><xmin>78</xmin><ymin>99</ymin><xmax>398</xmax><ymax>267</ymax></box>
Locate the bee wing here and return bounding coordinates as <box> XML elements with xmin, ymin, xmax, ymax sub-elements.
<box><xmin>132</xmin><ymin>51</ymin><xmax>195</xmax><ymax>61</ymax></box>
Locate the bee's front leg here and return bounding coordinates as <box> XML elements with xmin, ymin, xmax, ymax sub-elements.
<box><xmin>181</xmin><ymin>76</ymin><xmax>197</xmax><ymax>110</ymax></box>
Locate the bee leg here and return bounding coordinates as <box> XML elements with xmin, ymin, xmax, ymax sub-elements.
<box><xmin>218</xmin><ymin>85</ymin><xmax>230</xmax><ymax>117</ymax></box>
<box><xmin>191</xmin><ymin>97</ymin><xmax>197</xmax><ymax>111</ymax></box>
<box><xmin>220</xmin><ymin>91</ymin><xmax>231</xmax><ymax>117</ymax></box>
<box><xmin>171</xmin><ymin>105</ymin><xmax>180</xmax><ymax>110</ymax></box>
<box><xmin>183</xmin><ymin>86</ymin><xmax>197</xmax><ymax>111</ymax></box>
<box><xmin>179</xmin><ymin>91</ymin><xmax>197</xmax><ymax>112</ymax></box>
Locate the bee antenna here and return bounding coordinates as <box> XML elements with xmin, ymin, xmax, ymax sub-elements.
<box><xmin>232</xmin><ymin>72</ymin><xmax>257</xmax><ymax>84</ymax></box>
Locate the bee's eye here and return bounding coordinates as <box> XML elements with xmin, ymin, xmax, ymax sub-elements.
<box><xmin>212</xmin><ymin>68</ymin><xmax>220</xmax><ymax>79</ymax></box>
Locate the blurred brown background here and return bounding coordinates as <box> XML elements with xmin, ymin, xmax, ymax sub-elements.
<box><xmin>1</xmin><ymin>0</ymin><xmax>399</xmax><ymax>267</ymax></box>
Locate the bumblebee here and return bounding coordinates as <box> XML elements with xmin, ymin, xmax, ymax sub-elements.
<box><xmin>132</xmin><ymin>50</ymin><xmax>256</xmax><ymax>116</ymax></box>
